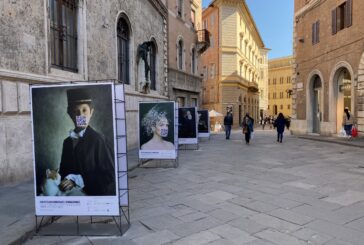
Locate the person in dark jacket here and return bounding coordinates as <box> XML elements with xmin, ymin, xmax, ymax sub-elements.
<box><xmin>241</xmin><ymin>113</ymin><xmax>254</xmax><ymax>144</ymax></box>
<box><xmin>223</xmin><ymin>107</ymin><xmax>233</xmax><ymax>139</ymax></box>
<box><xmin>59</xmin><ymin>89</ymin><xmax>116</xmax><ymax>196</ymax></box>
<box><xmin>274</xmin><ymin>113</ymin><xmax>286</xmax><ymax>143</ymax></box>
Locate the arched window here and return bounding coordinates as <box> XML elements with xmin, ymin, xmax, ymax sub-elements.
<box><xmin>191</xmin><ymin>48</ymin><xmax>196</xmax><ymax>74</ymax></box>
<box><xmin>178</xmin><ymin>39</ymin><xmax>184</xmax><ymax>70</ymax></box>
<box><xmin>149</xmin><ymin>41</ymin><xmax>157</xmax><ymax>90</ymax></box>
<box><xmin>117</xmin><ymin>17</ymin><xmax>130</xmax><ymax>84</ymax></box>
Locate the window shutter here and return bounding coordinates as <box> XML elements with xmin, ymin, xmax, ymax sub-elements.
<box><xmin>312</xmin><ymin>22</ymin><xmax>315</xmax><ymax>44</ymax></box>
<box><xmin>316</xmin><ymin>21</ymin><xmax>320</xmax><ymax>43</ymax></box>
<box><xmin>346</xmin><ymin>0</ymin><xmax>352</xmax><ymax>27</ymax></box>
<box><xmin>332</xmin><ymin>8</ymin><xmax>337</xmax><ymax>35</ymax></box>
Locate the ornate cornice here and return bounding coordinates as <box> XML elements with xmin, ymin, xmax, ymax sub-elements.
<box><xmin>148</xmin><ymin>0</ymin><xmax>168</xmax><ymax>19</ymax></box>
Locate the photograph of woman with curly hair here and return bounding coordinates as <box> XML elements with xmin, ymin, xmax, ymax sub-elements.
<box><xmin>139</xmin><ymin>102</ymin><xmax>175</xmax><ymax>152</ymax></box>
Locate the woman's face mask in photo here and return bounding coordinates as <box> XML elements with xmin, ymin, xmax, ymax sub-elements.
<box><xmin>187</xmin><ymin>111</ymin><xmax>192</xmax><ymax>120</ymax></box>
<box><xmin>154</xmin><ymin>118</ymin><xmax>169</xmax><ymax>137</ymax></box>
<box><xmin>70</xmin><ymin>104</ymin><xmax>94</xmax><ymax>128</ymax></box>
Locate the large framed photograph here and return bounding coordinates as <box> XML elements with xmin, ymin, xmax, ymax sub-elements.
<box><xmin>30</xmin><ymin>82</ymin><xmax>119</xmax><ymax>216</ymax></box>
<box><xmin>139</xmin><ymin>101</ymin><xmax>177</xmax><ymax>159</ymax></box>
<box><xmin>198</xmin><ymin>110</ymin><xmax>210</xmax><ymax>137</ymax></box>
<box><xmin>178</xmin><ymin>107</ymin><xmax>198</xmax><ymax>144</ymax></box>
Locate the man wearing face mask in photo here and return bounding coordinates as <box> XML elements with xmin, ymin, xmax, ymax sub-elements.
<box><xmin>58</xmin><ymin>88</ymin><xmax>116</xmax><ymax>196</ymax></box>
<box><xmin>179</xmin><ymin>109</ymin><xmax>197</xmax><ymax>138</ymax></box>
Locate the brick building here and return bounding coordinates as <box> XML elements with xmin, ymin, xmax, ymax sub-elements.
<box><xmin>0</xmin><ymin>0</ymin><xmax>168</xmax><ymax>184</ymax></box>
<box><xmin>292</xmin><ymin>0</ymin><xmax>364</xmax><ymax>135</ymax></box>
<box><xmin>201</xmin><ymin>0</ymin><xmax>269</xmax><ymax>128</ymax></box>
<box><xmin>268</xmin><ymin>56</ymin><xmax>294</xmax><ymax>117</ymax></box>
<box><xmin>165</xmin><ymin>0</ymin><xmax>209</xmax><ymax>107</ymax></box>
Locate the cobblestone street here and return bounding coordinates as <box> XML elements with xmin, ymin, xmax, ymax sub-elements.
<box><xmin>26</xmin><ymin>130</ymin><xmax>364</xmax><ymax>244</ymax></box>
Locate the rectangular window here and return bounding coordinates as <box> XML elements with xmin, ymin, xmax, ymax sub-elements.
<box><xmin>280</xmin><ymin>77</ymin><xmax>283</xmax><ymax>84</ymax></box>
<box><xmin>50</xmin><ymin>0</ymin><xmax>78</xmax><ymax>72</ymax></box>
<box><xmin>312</xmin><ymin>20</ymin><xmax>320</xmax><ymax>45</ymax></box>
<box><xmin>280</xmin><ymin>105</ymin><xmax>283</xmax><ymax>110</ymax></box>
<box><xmin>203</xmin><ymin>66</ymin><xmax>207</xmax><ymax>81</ymax></box>
<box><xmin>332</xmin><ymin>0</ymin><xmax>352</xmax><ymax>35</ymax></box>
<box><xmin>287</xmin><ymin>76</ymin><xmax>291</xmax><ymax>83</ymax></box>
<box><xmin>191</xmin><ymin>9</ymin><xmax>196</xmax><ymax>28</ymax></box>
<box><xmin>191</xmin><ymin>98</ymin><xmax>198</xmax><ymax>107</ymax></box>
<box><xmin>268</xmin><ymin>79</ymin><xmax>270</xmax><ymax>85</ymax></box>
<box><xmin>273</xmin><ymin>79</ymin><xmax>276</xmax><ymax>85</ymax></box>
<box><xmin>288</xmin><ymin>105</ymin><xmax>291</xmax><ymax>109</ymax></box>
<box><xmin>210</xmin><ymin>63</ymin><xmax>215</xmax><ymax>79</ymax></box>
<box><xmin>203</xmin><ymin>20</ymin><xmax>208</xmax><ymax>29</ymax></box>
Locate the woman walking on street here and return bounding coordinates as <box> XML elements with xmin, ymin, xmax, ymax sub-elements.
<box><xmin>241</xmin><ymin>113</ymin><xmax>254</xmax><ymax>144</ymax></box>
<box><xmin>343</xmin><ymin>107</ymin><xmax>354</xmax><ymax>137</ymax></box>
<box><xmin>274</xmin><ymin>113</ymin><xmax>286</xmax><ymax>143</ymax></box>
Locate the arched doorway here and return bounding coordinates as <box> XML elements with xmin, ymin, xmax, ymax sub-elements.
<box><xmin>334</xmin><ymin>68</ymin><xmax>352</xmax><ymax>132</ymax></box>
<box><xmin>312</xmin><ymin>76</ymin><xmax>322</xmax><ymax>133</ymax></box>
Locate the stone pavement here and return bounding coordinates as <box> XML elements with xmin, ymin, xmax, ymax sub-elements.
<box><xmin>3</xmin><ymin>129</ymin><xmax>364</xmax><ymax>244</ymax></box>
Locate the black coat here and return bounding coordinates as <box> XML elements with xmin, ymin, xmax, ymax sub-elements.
<box><xmin>224</xmin><ymin>113</ymin><xmax>233</xmax><ymax>126</ymax></box>
<box><xmin>59</xmin><ymin>127</ymin><xmax>116</xmax><ymax>196</ymax></box>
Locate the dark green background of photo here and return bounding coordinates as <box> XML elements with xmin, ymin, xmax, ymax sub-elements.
<box><xmin>31</xmin><ymin>84</ymin><xmax>115</xmax><ymax>195</ymax></box>
<box><xmin>139</xmin><ymin>102</ymin><xmax>175</xmax><ymax>148</ymax></box>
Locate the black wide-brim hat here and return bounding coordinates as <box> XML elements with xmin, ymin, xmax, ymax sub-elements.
<box><xmin>67</xmin><ymin>88</ymin><xmax>92</xmax><ymax>105</ymax></box>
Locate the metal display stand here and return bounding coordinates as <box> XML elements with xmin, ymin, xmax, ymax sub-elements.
<box><xmin>33</xmin><ymin>80</ymin><xmax>130</xmax><ymax>237</ymax></box>
<box><xmin>178</xmin><ymin>143</ymin><xmax>199</xmax><ymax>150</ymax></box>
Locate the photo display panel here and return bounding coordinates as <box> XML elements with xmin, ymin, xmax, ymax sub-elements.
<box><xmin>139</xmin><ymin>101</ymin><xmax>177</xmax><ymax>159</ymax></box>
<box><xmin>178</xmin><ymin>107</ymin><xmax>198</xmax><ymax>144</ymax></box>
<box><xmin>31</xmin><ymin>82</ymin><xmax>120</xmax><ymax>216</ymax></box>
<box><xmin>197</xmin><ymin>109</ymin><xmax>210</xmax><ymax>137</ymax></box>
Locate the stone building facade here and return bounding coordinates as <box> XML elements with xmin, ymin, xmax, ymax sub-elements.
<box><xmin>165</xmin><ymin>0</ymin><xmax>208</xmax><ymax>107</ymax></box>
<box><xmin>201</xmin><ymin>0</ymin><xmax>268</xmax><ymax>127</ymax></box>
<box><xmin>0</xmin><ymin>0</ymin><xmax>167</xmax><ymax>184</ymax></box>
<box><xmin>268</xmin><ymin>56</ymin><xmax>294</xmax><ymax>117</ymax></box>
<box><xmin>292</xmin><ymin>0</ymin><xmax>364</xmax><ymax>135</ymax></box>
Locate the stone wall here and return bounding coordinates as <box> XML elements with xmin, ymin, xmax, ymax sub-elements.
<box><xmin>0</xmin><ymin>0</ymin><xmax>168</xmax><ymax>184</ymax></box>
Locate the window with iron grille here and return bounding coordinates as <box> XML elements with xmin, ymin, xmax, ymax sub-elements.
<box><xmin>50</xmin><ymin>0</ymin><xmax>78</xmax><ymax>72</ymax></box>
<box><xmin>117</xmin><ymin>17</ymin><xmax>130</xmax><ymax>84</ymax></box>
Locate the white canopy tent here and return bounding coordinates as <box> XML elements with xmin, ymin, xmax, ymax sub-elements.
<box><xmin>208</xmin><ymin>109</ymin><xmax>223</xmax><ymax>117</ymax></box>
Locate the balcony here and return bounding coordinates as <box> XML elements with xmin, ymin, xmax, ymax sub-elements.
<box><xmin>168</xmin><ymin>68</ymin><xmax>202</xmax><ymax>93</ymax></box>
<box><xmin>196</xmin><ymin>29</ymin><xmax>210</xmax><ymax>54</ymax></box>
<box><xmin>248</xmin><ymin>81</ymin><xmax>259</xmax><ymax>93</ymax></box>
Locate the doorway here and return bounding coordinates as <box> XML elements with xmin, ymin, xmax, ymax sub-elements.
<box><xmin>335</xmin><ymin>68</ymin><xmax>352</xmax><ymax>132</ymax></box>
<box><xmin>312</xmin><ymin>76</ymin><xmax>322</xmax><ymax>133</ymax></box>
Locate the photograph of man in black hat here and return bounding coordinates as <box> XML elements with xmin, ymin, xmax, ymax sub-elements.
<box><xmin>57</xmin><ymin>87</ymin><xmax>116</xmax><ymax>196</ymax></box>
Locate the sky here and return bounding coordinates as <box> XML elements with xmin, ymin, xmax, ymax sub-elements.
<box><xmin>202</xmin><ymin>0</ymin><xmax>294</xmax><ymax>60</ymax></box>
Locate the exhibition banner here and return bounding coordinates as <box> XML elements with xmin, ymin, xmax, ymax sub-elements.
<box><xmin>197</xmin><ymin>110</ymin><xmax>210</xmax><ymax>137</ymax></box>
<box><xmin>178</xmin><ymin>107</ymin><xmax>198</xmax><ymax>144</ymax></box>
<box><xmin>30</xmin><ymin>82</ymin><xmax>120</xmax><ymax>216</ymax></box>
<box><xmin>139</xmin><ymin>101</ymin><xmax>177</xmax><ymax>159</ymax></box>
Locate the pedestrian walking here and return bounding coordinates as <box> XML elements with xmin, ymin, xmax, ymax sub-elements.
<box><xmin>241</xmin><ymin>113</ymin><xmax>254</xmax><ymax>144</ymax></box>
<box><xmin>342</xmin><ymin>107</ymin><xmax>355</xmax><ymax>138</ymax></box>
<box><xmin>274</xmin><ymin>113</ymin><xmax>286</xmax><ymax>143</ymax></box>
<box><xmin>223</xmin><ymin>107</ymin><xmax>233</xmax><ymax>139</ymax></box>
